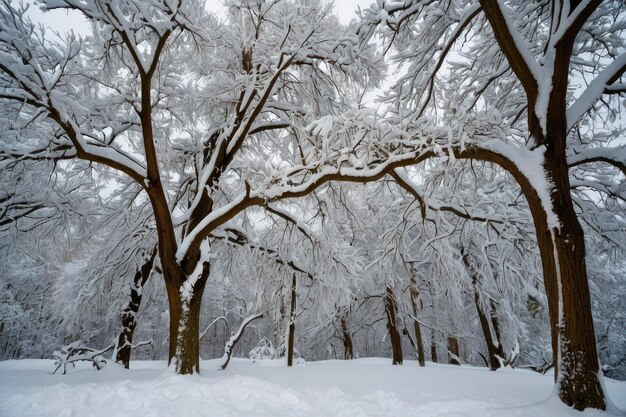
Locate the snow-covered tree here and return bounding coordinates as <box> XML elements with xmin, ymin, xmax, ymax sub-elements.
<box><xmin>0</xmin><ymin>0</ymin><xmax>386</xmax><ymax>373</ymax></box>
<box><xmin>355</xmin><ymin>0</ymin><xmax>625</xmax><ymax>409</ymax></box>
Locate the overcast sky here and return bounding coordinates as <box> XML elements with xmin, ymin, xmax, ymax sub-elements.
<box><xmin>28</xmin><ymin>1</ymin><xmax>375</xmax><ymax>34</ymax></box>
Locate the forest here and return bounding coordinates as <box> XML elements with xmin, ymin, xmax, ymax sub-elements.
<box><xmin>0</xmin><ymin>0</ymin><xmax>624</xmax><ymax>416</ymax></box>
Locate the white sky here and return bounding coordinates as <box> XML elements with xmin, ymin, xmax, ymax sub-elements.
<box><xmin>28</xmin><ymin>0</ymin><xmax>375</xmax><ymax>34</ymax></box>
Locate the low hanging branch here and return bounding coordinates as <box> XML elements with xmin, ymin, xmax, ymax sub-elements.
<box><xmin>200</xmin><ymin>316</ymin><xmax>230</xmax><ymax>341</ymax></box>
<box><xmin>52</xmin><ymin>341</ymin><xmax>115</xmax><ymax>375</ymax></box>
<box><xmin>220</xmin><ymin>312</ymin><xmax>264</xmax><ymax>370</ymax></box>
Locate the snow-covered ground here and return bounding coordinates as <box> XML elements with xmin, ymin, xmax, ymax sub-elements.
<box><xmin>1</xmin><ymin>358</ymin><xmax>624</xmax><ymax>417</ymax></box>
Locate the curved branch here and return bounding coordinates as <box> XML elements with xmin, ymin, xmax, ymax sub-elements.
<box><xmin>568</xmin><ymin>147</ymin><xmax>626</xmax><ymax>177</ymax></box>
<box><xmin>390</xmin><ymin>168</ymin><xmax>505</xmax><ymax>224</ymax></box>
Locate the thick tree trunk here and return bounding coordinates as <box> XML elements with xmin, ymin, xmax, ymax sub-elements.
<box><xmin>340</xmin><ymin>315</ymin><xmax>354</xmax><ymax>360</ymax></box>
<box><xmin>287</xmin><ymin>273</ymin><xmax>296</xmax><ymax>367</ymax></box>
<box><xmin>115</xmin><ymin>250</ymin><xmax>156</xmax><ymax>368</ymax></box>
<box><xmin>540</xmin><ymin>190</ymin><xmax>603</xmax><ymax>408</ymax></box>
<box><xmin>408</xmin><ymin>275</ymin><xmax>425</xmax><ymax>366</ymax></box>
<box><xmin>477</xmin><ymin>0</ymin><xmax>605</xmax><ymax>408</ymax></box>
<box><xmin>523</xmin><ymin>153</ymin><xmax>605</xmax><ymax>409</ymax></box>
<box><xmin>447</xmin><ymin>336</ymin><xmax>460</xmax><ymax>365</ymax></box>
<box><xmin>384</xmin><ymin>285</ymin><xmax>403</xmax><ymax>365</ymax></box>
<box><xmin>166</xmin><ymin>262</ymin><xmax>210</xmax><ymax>375</ymax></box>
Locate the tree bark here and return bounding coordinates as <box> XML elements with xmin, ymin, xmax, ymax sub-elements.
<box><xmin>384</xmin><ymin>285</ymin><xmax>403</xmax><ymax>365</ymax></box>
<box><xmin>462</xmin><ymin>252</ymin><xmax>500</xmax><ymax>371</ymax></box>
<box><xmin>534</xmin><ymin>164</ymin><xmax>604</xmax><ymax>409</ymax></box>
<box><xmin>489</xmin><ymin>300</ymin><xmax>506</xmax><ymax>364</ymax></box>
<box><xmin>408</xmin><ymin>273</ymin><xmax>425</xmax><ymax>366</ymax></box>
<box><xmin>473</xmin><ymin>287</ymin><xmax>499</xmax><ymax>370</ymax></box>
<box><xmin>287</xmin><ymin>273</ymin><xmax>296</xmax><ymax>367</ymax></box>
<box><xmin>340</xmin><ymin>315</ymin><xmax>354</xmax><ymax>360</ymax></box>
<box><xmin>430</xmin><ymin>339</ymin><xmax>438</xmax><ymax>363</ymax></box>
<box><xmin>168</xmin><ymin>262</ymin><xmax>210</xmax><ymax>374</ymax></box>
<box><xmin>447</xmin><ymin>336</ymin><xmax>460</xmax><ymax>365</ymax></box>
<box><xmin>477</xmin><ymin>0</ymin><xmax>606</xmax><ymax>409</ymax></box>
<box><xmin>514</xmin><ymin>127</ymin><xmax>605</xmax><ymax>408</ymax></box>
<box><xmin>115</xmin><ymin>249</ymin><xmax>157</xmax><ymax>368</ymax></box>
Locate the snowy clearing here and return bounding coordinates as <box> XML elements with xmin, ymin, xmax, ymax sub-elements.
<box><xmin>1</xmin><ymin>358</ymin><xmax>624</xmax><ymax>417</ymax></box>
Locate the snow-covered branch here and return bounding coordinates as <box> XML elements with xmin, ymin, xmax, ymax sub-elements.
<box><xmin>52</xmin><ymin>341</ymin><xmax>115</xmax><ymax>375</ymax></box>
<box><xmin>220</xmin><ymin>312</ymin><xmax>264</xmax><ymax>370</ymax></box>
<box><xmin>568</xmin><ymin>146</ymin><xmax>626</xmax><ymax>177</ymax></box>
<box><xmin>567</xmin><ymin>53</ymin><xmax>626</xmax><ymax>131</ymax></box>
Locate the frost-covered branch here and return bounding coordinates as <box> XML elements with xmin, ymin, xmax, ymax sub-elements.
<box><xmin>567</xmin><ymin>53</ymin><xmax>626</xmax><ymax>131</ymax></box>
<box><xmin>568</xmin><ymin>146</ymin><xmax>626</xmax><ymax>177</ymax></box>
<box><xmin>220</xmin><ymin>312</ymin><xmax>264</xmax><ymax>370</ymax></box>
<box><xmin>391</xmin><ymin>168</ymin><xmax>508</xmax><ymax>224</ymax></box>
<box><xmin>52</xmin><ymin>341</ymin><xmax>115</xmax><ymax>375</ymax></box>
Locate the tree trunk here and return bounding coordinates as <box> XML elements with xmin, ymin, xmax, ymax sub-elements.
<box><xmin>489</xmin><ymin>300</ymin><xmax>506</xmax><ymax>363</ymax></box>
<box><xmin>274</xmin><ymin>290</ymin><xmax>286</xmax><ymax>352</ymax></box>
<box><xmin>116</xmin><ymin>250</ymin><xmax>156</xmax><ymax>368</ymax></box>
<box><xmin>167</xmin><ymin>262</ymin><xmax>210</xmax><ymax>375</ymax></box>
<box><xmin>384</xmin><ymin>285</ymin><xmax>403</xmax><ymax>365</ymax></box>
<box><xmin>462</xmin><ymin>250</ymin><xmax>499</xmax><ymax>370</ymax></box>
<box><xmin>475</xmin><ymin>0</ymin><xmax>605</xmax><ymax>408</ymax></box>
<box><xmin>541</xmin><ymin>197</ymin><xmax>603</xmax><ymax>408</ymax></box>
<box><xmin>447</xmin><ymin>336</ymin><xmax>460</xmax><ymax>365</ymax></box>
<box><xmin>523</xmin><ymin>153</ymin><xmax>605</xmax><ymax>409</ymax></box>
<box><xmin>430</xmin><ymin>339</ymin><xmax>438</xmax><ymax>363</ymax></box>
<box><xmin>408</xmin><ymin>273</ymin><xmax>426</xmax><ymax>367</ymax></box>
<box><xmin>287</xmin><ymin>273</ymin><xmax>296</xmax><ymax>367</ymax></box>
<box><xmin>340</xmin><ymin>315</ymin><xmax>354</xmax><ymax>360</ymax></box>
<box><xmin>473</xmin><ymin>288</ymin><xmax>499</xmax><ymax>370</ymax></box>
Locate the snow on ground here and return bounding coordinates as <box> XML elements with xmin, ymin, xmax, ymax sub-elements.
<box><xmin>1</xmin><ymin>358</ymin><xmax>624</xmax><ymax>417</ymax></box>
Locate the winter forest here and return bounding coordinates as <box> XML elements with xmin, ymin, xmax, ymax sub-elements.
<box><xmin>0</xmin><ymin>0</ymin><xmax>625</xmax><ymax>416</ymax></box>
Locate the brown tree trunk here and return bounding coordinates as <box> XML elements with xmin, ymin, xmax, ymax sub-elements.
<box><xmin>340</xmin><ymin>315</ymin><xmax>354</xmax><ymax>360</ymax></box>
<box><xmin>477</xmin><ymin>0</ymin><xmax>605</xmax><ymax>408</ymax></box>
<box><xmin>462</xmin><ymin>250</ymin><xmax>500</xmax><ymax>370</ymax></box>
<box><xmin>473</xmin><ymin>288</ymin><xmax>499</xmax><ymax>370</ymax></box>
<box><xmin>168</xmin><ymin>262</ymin><xmax>210</xmax><ymax>375</ymax></box>
<box><xmin>537</xmin><ymin>163</ymin><xmax>604</xmax><ymax>409</ymax></box>
<box><xmin>447</xmin><ymin>336</ymin><xmax>460</xmax><ymax>365</ymax></box>
<box><xmin>408</xmin><ymin>274</ymin><xmax>425</xmax><ymax>366</ymax></box>
<box><xmin>430</xmin><ymin>338</ymin><xmax>438</xmax><ymax>363</ymax></box>
<box><xmin>287</xmin><ymin>273</ymin><xmax>296</xmax><ymax>367</ymax></box>
<box><xmin>519</xmin><ymin>145</ymin><xmax>605</xmax><ymax>409</ymax></box>
<box><xmin>384</xmin><ymin>285</ymin><xmax>403</xmax><ymax>365</ymax></box>
<box><xmin>115</xmin><ymin>250</ymin><xmax>156</xmax><ymax>368</ymax></box>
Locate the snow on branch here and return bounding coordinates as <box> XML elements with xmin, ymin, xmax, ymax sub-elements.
<box><xmin>391</xmin><ymin>168</ymin><xmax>510</xmax><ymax>224</ymax></box>
<box><xmin>210</xmin><ymin>226</ymin><xmax>314</xmax><ymax>279</ymax></box>
<box><xmin>200</xmin><ymin>316</ymin><xmax>229</xmax><ymax>341</ymax></box>
<box><xmin>177</xmin><ymin>109</ymin><xmax>553</xmax><ymax>261</ymax></box>
<box><xmin>567</xmin><ymin>53</ymin><xmax>626</xmax><ymax>131</ymax></box>
<box><xmin>474</xmin><ymin>0</ymin><xmax>542</xmax><ymax>93</ymax></box>
<box><xmin>52</xmin><ymin>341</ymin><xmax>115</xmax><ymax>375</ymax></box>
<box><xmin>220</xmin><ymin>312</ymin><xmax>264</xmax><ymax>370</ymax></box>
<box><xmin>0</xmin><ymin>1</ymin><xmax>148</xmax><ymax>184</ymax></box>
<box><xmin>568</xmin><ymin>145</ymin><xmax>626</xmax><ymax>177</ymax></box>
<box><xmin>42</xmin><ymin>0</ymin><xmax>188</xmax><ymax>75</ymax></box>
